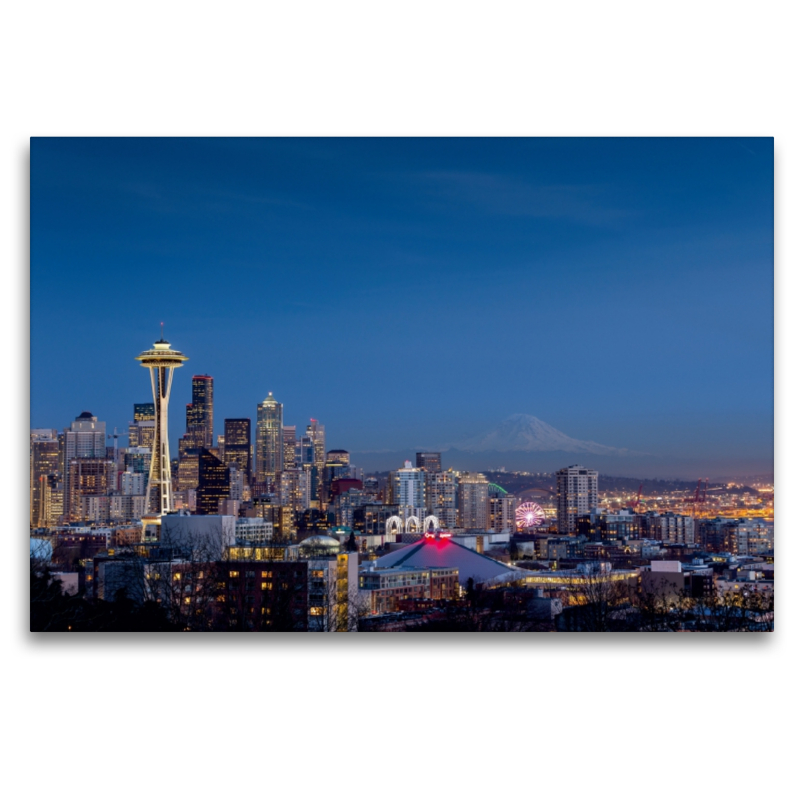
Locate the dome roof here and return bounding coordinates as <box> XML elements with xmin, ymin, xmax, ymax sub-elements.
<box><xmin>298</xmin><ymin>533</ymin><xmax>341</xmax><ymax>551</ymax></box>
<box><xmin>77</xmin><ymin>411</ymin><xmax>94</xmax><ymax>419</ymax></box>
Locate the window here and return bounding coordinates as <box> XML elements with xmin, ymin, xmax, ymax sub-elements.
<box><xmin>309</xmin><ymin>607</ymin><xmax>324</xmax><ymax>616</ymax></box>
<box><xmin>229</xmin><ymin>570</ymin><xmax>239</xmax><ymax>578</ymax></box>
<box><xmin>262</xmin><ymin>582</ymin><xmax>273</xmax><ymax>590</ymax></box>
<box><xmin>261</xmin><ymin>571</ymin><xmax>272</xmax><ymax>578</ymax></box>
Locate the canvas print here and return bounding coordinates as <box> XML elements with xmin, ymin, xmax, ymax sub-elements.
<box><xmin>29</xmin><ymin>137</ymin><xmax>774</xmax><ymax>632</ymax></box>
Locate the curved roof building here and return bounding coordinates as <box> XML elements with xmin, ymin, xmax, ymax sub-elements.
<box><xmin>369</xmin><ymin>536</ymin><xmax>527</xmax><ymax>588</ymax></box>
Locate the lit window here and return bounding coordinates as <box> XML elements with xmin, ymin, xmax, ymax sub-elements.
<box><xmin>229</xmin><ymin>571</ymin><xmax>239</xmax><ymax>578</ymax></box>
<box><xmin>309</xmin><ymin>607</ymin><xmax>324</xmax><ymax>616</ymax></box>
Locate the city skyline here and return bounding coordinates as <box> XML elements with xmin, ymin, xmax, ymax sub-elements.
<box><xmin>31</xmin><ymin>138</ymin><xmax>773</xmax><ymax>478</ymax></box>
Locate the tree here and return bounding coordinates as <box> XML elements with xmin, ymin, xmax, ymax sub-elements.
<box><xmin>556</xmin><ymin>566</ymin><xmax>637</xmax><ymax>632</ymax></box>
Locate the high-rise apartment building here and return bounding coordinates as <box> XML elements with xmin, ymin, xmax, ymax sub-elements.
<box><xmin>128</xmin><ymin>420</ymin><xmax>156</xmax><ymax>449</ymax></box>
<box><xmin>61</xmin><ymin>412</ymin><xmax>107</xmax><ymax>522</ymax></box>
<box><xmin>223</xmin><ymin>418</ymin><xmax>252</xmax><ymax>478</ymax></box>
<box><xmin>63</xmin><ymin>411</ymin><xmax>106</xmax><ymax>461</ymax></box>
<box><xmin>416</xmin><ymin>452</ymin><xmax>442</xmax><ymax>472</ymax></box>
<box><xmin>390</xmin><ymin>461</ymin><xmax>426</xmax><ymax>522</ymax></box>
<box><xmin>124</xmin><ymin>446</ymin><xmax>151</xmax><ymax>476</ymax></box>
<box><xmin>425</xmin><ymin>470</ymin><xmax>458</xmax><ymax>529</ymax></box>
<box><xmin>457</xmin><ymin>473</ymin><xmax>490</xmax><ymax>530</ymax></box>
<box><xmin>30</xmin><ymin>429</ymin><xmax>60</xmax><ymax>528</ymax></box>
<box><xmin>176</xmin><ymin>437</ymin><xmax>201</xmax><ymax>492</ymax></box>
<box><xmin>196</xmin><ymin>448</ymin><xmax>229</xmax><ymax>515</ymax></box>
<box><xmin>556</xmin><ymin>465</ymin><xmax>598</xmax><ymax>534</ymax></box>
<box><xmin>256</xmin><ymin>393</ymin><xmax>283</xmax><ymax>482</ymax></box>
<box><xmin>120</xmin><ymin>470</ymin><xmax>147</xmax><ymax>496</ymax></box>
<box><xmin>67</xmin><ymin>457</ymin><xmax>115</xmax><ymax>522</ymax></box>
<box><xmin>280</xmin><ymin>468</ymin><xmax>310</xmax><ymax>511</ymax></box>
<box><xmin>488</xmin><ymin>485</ymin><xmax>518</xmax><ymax>533</ymax></box>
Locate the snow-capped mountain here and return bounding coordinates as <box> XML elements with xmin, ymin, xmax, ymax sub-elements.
<box><xmin>448</xmin><ymin>414</ymin><xmax>632</xmax><ymax>455</ymax></box>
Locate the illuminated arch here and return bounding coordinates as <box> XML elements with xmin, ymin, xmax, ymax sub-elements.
<box><xmin>423</xmin><ymin>515</ymin><xmax>440</xmax><ymax>532</ymax></box>
<box><xmin>386</xmin><ymin>516</ymin><xmax>403</xmax><ymax>537</ymax></box>
<box><xmin>405</xmin><ymin>516</ymin><xmax>421</xmax><ymax>534</ymax></box>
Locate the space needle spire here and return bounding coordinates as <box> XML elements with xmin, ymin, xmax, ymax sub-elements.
<box><xmin>135</xmin><ymin>331</ymin><xmax>188</xmax><ymax>516</ymax></box>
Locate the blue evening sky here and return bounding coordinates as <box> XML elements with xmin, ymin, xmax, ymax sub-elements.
<box><xmin>30</xmin><ymin>138</ymin><xmax>773</xmax><ymax>475</ymax></box>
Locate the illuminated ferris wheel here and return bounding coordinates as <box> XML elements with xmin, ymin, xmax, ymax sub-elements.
<box><xmin>516</xmin><ymin>502</ymin><xmax>545</xmax><ymax>530</ymax></box>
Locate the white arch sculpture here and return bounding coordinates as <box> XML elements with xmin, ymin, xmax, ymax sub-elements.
<box><xmin>405</xmin><ymin>516</ymin><xmax>421</xmax><ymax>534</ymax></box>
<box><xmin>386</xmin><ymin>516</ymin><xmax>403</xmax><ymax>537</ymax></box>
<box><xmin>423</xmin><ymin>515</ymin><xmax>440</xmax><ymax>532</ymax></box>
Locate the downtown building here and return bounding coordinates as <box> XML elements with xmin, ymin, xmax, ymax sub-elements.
<box><xmin>196</xmin><ymin>448</ymin><xmax>230</xmax><ymax>515</ymax></box>
<box><xmin>416</xmin><ymin>452</ymin><xmax>442</xmax><ymax>472</ymax></box>
<box><xmin>255</xmin><ymin>392</ymin><xmax>283</xmax><ymax>483</ymax></box>
<box><xmin>389</xmin><ymin>461</ymin><xmax>426</xmax><ymax>524</ymax></box>
<box><xmin>457</xmin><ymin>472</ymin><xmax>490</xmax><ymax>530</ymax></box>
<box><xmin>30</xmin><ymin>429</ymin><xmax>60</xmax><ymax>527</ymax></box>
<box><xmin>425</xmin><ymin>470</ymin><xmax>458</xmax><ymax>530</ymax></box>
<box><xmin>186</xmin><ymin>375</ymin><xmax>214</xmax><ymax>449</ymax></box>
<box><xmin>488</xmin><ymin>483</ymin><xmax>518</xmax><ymax>533</ymax></box>
<box><xmin>61</xmin><ymin>412</ymin><xmax>110</xmax><ymax>523</ymax></box>
<box><xmin>556</xmin><ymin>465</ymin><xmax>599</xmax><ymax>534</ymax></box>
<box><xmin>128</xmin><ymin>402</ymin><xmax>155</xmax><ymax>450</ymax></box>
<box><xmin>223</xmin><ymin>418</ymin><xmax>252</xmax><ymax>479</ymax></box>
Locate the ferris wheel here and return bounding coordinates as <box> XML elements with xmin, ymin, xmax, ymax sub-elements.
<box><xmin>516</xmin><ymin>502</ymin><xmax>545</xmax><ymax>530</ymax></box>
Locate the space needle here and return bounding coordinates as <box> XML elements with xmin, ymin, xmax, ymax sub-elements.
<box><xmin>135</xmin><ymin>327</ymin><xmax>188</xmax><ymax>516</ymax></box>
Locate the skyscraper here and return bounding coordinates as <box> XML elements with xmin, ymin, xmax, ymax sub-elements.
<box><xmin>224</xmin><ymin>418</ymin><xmax>251</xmax><ymax>479</ymax></box>
<box><xmin>306</xmin><ymin>419</ymin><xmax>325</xmax><ymax>503</ymax></box>
<box><xmin>133</xmin><ymin>403</ymin><xmax>155</xmax><ymax>421</ymax></box>
<box><xmin>135</xmin><ymin>335</ymin><xmax>188</xmax><ymax>515</ymax></box>
<box><xmin>390</xmin><ymin>460</ymin><xmax>426</xmax><ymax>523</ymax></box>
<box><xmin>185</xmin><ymin>375</ymin><xmax>214</xmax><ymax>449</ymax></box>
<box><xmin>416</xmin><ymin>452</ymin><xmax>442</xmax><ymax>472</ymax></box>
<box><xmin>61</xmin><ymin>411</ymin><xmax>107</xmax><ymax>522</ymax></box>
<box><xmin>457</xmin><ymin>473</ymin><xmax>490</xmax><ymax>530</ymax></box>
<box><xmin>323</xmin><ymin>450</ymin><xmax>350</xmax><ymax>504</ymax></box>
<box><xmin>556</xmin><ymin>465</ymin><xmax>598</xmax><ymax>534</ymax></box>
<box><xmin>256</xmin><ymin>392</ymin><xmax>283</xmax><ymax>482</ymax></box>
<box><xmin>283</xmin><ymin>425</ymin><xmax>297</xmax><ymax>470</ymax></box>
<box><xmin>67</xmin><ymin>457</ymin><xmax>115</xmax><ymax>522</ymax></box>
<box><xmin>30</xmin><ymin>429</ymin><xmax>59</xmax><ymax>528</ymax></box>
<box><xmin>63</xmin><ymin>411</ymin><xmax>106</xmax><ymax>460</ymax></box>
<box><xmin>128</xmin><ymin>402</ymin><xmax>156</xmax><ymax>449</ymax></box>
<box><xmin>196</xmin><ymin>448</ymin><xmax>229</xmax><ymax>515</ymax></box>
